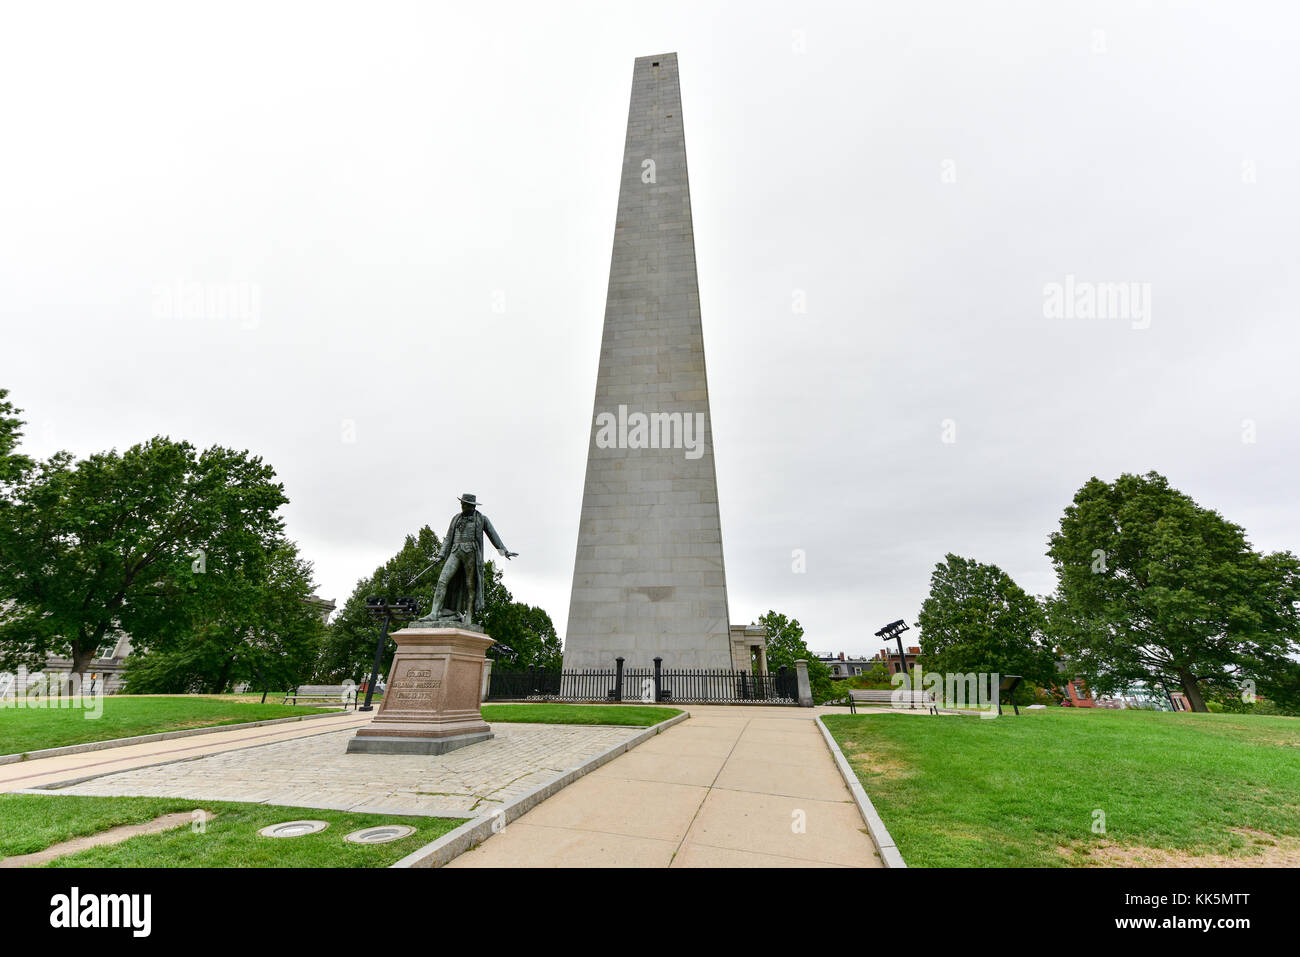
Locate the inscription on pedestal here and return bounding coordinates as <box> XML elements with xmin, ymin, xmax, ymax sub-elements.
<box><xmin>391</xmin><ymin>667</ymin><xmax>443</xmax><ymax>706</ymax></box>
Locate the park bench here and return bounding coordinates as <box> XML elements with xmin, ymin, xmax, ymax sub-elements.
<box><xmin>283</xmin><ymin>684</ymin><xmax>357</xmax><ymax>710</ymax></box>
<box><xmin>845</xmin><ymin>688</ymin><xmax>936</xmax><ymax>714</ymax></box>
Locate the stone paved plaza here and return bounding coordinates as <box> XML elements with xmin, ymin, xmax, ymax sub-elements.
<box><xmin>51</xmin><ymin>722</ymin><xmax>641</xmax><ymax>818</ymax></box>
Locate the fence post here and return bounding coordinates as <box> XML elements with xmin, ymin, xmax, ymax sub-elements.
<box><xmin>615</xmin><ymin>657</ymin><xmax>624</xmax><ymax>702</ymax></box>
<box><xmin>653</xmin><ymin>657</ymin><xmax>663</xmax><ymax>702</ymax></box>
<box><xmin>794</xmin><ymin>659</ymin><xmax>813</xmax><ymax>707</ymax></box>
<box><xmin>481</xmin><ymin>659</ymin><xmax>493</xmax><ymax>703</ymax></box>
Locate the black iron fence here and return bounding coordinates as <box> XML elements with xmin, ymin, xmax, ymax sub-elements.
<box><xmin>487</xmin><ymin>657</ymin><xmax>799</xmax><ymax>705</ymax></box>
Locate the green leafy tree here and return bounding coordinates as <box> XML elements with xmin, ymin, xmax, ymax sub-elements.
<box><xmin>123</xmin><ymin>542</ymin><xmax>325</xmax><ymax>694</ymax></box>
<box><xmin>314</xmin><ymin>527</ymin><xmax>442</xmax><ymax>683</ymax></box>
<box><xmin>0</xmin><ymin>389</ymin><xmax>34</xmax><ymax>635</ymax></box>
<box><xmin>482</xmin><ymin>600</ymin><xmax>562</xmax><ymax>672</ymax></box>
<box><xmin>757</xmin><ymin>610</ymin><xmax>834</xmax><ymax>703</ymax></box>
<box><xmin>916</xmin><ymin>554</ymin><xmax>1060</xmax><ymax>702</ymax></box>
<box><xmin>316</xmin><ymin>526</ymin><xmax>558</xmax><ymax>682</ymax></box>
<box><xmin>0</xmin><ymin>436</ymin><xmax>298</xmax><ymax>685</ymax></box>
<box><xmin>0</xmin><ymin>388</ymin><xmax>33</xmax><ymax>487</ymax></box>
<box><xmin>1257</xmin><ymin>659</ymin><xmax>1300</xmax><ymax>715</ymax></box>
<box><xmin>1046</xmin><ymin>471</ymin><xmax>1300</xmax><ymax>712</ymax></box>
<box><xmin>858</xmin><ymin>660</ymin><xmax>892</xmax><ymax>689</ymax></box>
<box><xmin>833</xmin><ymin>661</ymin><xmax>893</xmax><ymax>691</ymax></box>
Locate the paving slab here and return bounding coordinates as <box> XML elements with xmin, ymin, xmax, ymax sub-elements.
<box><xmin>671</xmin><ymin>841</ymin><xmax>849</xmax><ymax>868</ymax></box>
<box><xmin>728</xmin><ymin>740</ymin><xmax>833</xmax><ymax>769</ymax></box>
<box><xmin>685</xmin><ymin>788</ymin><xmax>877</xmax><ymax>867</ymax></box>
<box><xmin>445</xmin><ymin>822</ymin><xmax>678</xmax><ymax>868</ymax></box>
<box><xmin>737</xmin><ymin>726</ymin><xmax>826</xmax><ymax>746</ymax></box>
<box><xmin>587</xmin><ymin>749</ymin><xmax>726</xmax><ymax>787</ymax></box>
<box><xmin>631</xmin><ymin>728</ymin><xmax>737</xmax><ymax>757</ymax></box>
<box><xmin>713</xmin><ymin>755</ymin><xmax>851</xmax><ymax>802</ymax></box>
<box><xmin>518</xmin><ymin>776</ymin><xmax>708</xmax><ymax>842</ymax></box>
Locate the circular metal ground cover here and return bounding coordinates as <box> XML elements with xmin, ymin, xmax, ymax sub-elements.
<box><xmin>259</xmin><ymin>820</ymin><xmax>330</xmax><ymax>838</ymax></box>
<box><xmin>344</xmin><ymin>824</ymin><xmax>416</xmax><ymax>845</ymax></box>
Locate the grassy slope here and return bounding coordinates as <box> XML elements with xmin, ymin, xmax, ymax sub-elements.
<box><xmin>0</xmin><ymin>794</ymin><xmax>461</xmax><ymax>867</ymax></box>
<box><xmin>0</xmin><ymin>696</ymin><xmax>332</xmax><ymax>755</ymax></box>
<box><xmin>823</xmin><ymin>709</ymin><xmax>1300</xmax><ymax>867</ymax></box>
<box><xmin>480</xmin><ymin>703</ymin><xmax>681</xmax><ymax>726</ymax></box>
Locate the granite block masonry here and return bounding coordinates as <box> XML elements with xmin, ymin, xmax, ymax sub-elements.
<box><xmin>564</xmin><ymin>53</ymin><xmax>732</xmax><ymax>671</ymax></box>
<box><xmin>347</xmin><ymin>627</ymin><xmax>494</xmax><ymax>755</ymax></box>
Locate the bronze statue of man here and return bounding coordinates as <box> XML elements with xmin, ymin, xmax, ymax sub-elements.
<box><xmin>420</xmin><ymin>493</ymin><xmax>517</xmax><ymax>625</ymax></box>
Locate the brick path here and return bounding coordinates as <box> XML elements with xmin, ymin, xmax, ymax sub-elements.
<box><xmin>0</xmin><ymin>712</ymin><xmax>371</xmax><ymax>792</ymax></box>
<box><xmin>48</xmin><ymin>722</ymin><xmax>640</xmax><ymax>817</ymax></box>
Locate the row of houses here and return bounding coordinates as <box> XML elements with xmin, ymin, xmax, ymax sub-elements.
<box><xmin>819</xmin><ymin>647</ymin><xmax>919</xmax><ymax>678</ymax></box>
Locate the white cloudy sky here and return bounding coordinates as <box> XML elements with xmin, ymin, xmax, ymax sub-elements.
<box><xmin>3</xmin><ymin>1</ymin><xmax>1298</xmax><ymax>657</ymax></box>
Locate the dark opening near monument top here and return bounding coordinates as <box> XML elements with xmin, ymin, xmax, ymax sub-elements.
<box><xmin>563</xmin><ymin>53</ymin><xmax>733</xmax><ymax>671</ymax></box>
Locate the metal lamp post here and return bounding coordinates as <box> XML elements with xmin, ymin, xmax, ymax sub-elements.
<box><xmin>875</xmin><ymin>619</ymin><xmax>911</xmax><ymax>690</ymax></box>
<box><xmin>359</xmin><ymin>596</ymin><xmax>420</xmax><ymax>712</ymax></box>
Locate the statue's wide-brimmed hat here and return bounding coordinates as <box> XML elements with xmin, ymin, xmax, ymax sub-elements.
<box><xmin>458</xmin><ymin>493</ymin><xmax>479</xmax><ymax>506</ymax></box>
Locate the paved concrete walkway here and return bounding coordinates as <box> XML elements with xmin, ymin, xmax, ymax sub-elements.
<box><xmin>0</xmin><ymin>711</ymin><xmax>373</xmax><ymax>793</ymax></box>
<box><xmin>447</xmin><ymin>705</ymin><xmax>881</xmax><ymax>868</ymax></box>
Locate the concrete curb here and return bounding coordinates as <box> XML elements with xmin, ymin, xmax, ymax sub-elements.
<box><xmin>0</xmin><ymin>709</ymin><xmax>352</xmax><ymax>766</ymax></box>
<box><xmin>815</xmin><ymin>715</ymin><xmax>907</xmax><ymax>868</ymax></box>
<box><xmin>389</xmin><ymin>710</ymin><xmax>691</xmax><ymax>868</ymax></box>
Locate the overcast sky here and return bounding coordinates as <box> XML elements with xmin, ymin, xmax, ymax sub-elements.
<box><xmin>3</xmin><ymin>1</ymin><xmax>1298</xmax><ymax>657</ymax></box>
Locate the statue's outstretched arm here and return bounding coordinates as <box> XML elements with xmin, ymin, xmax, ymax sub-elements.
<box><xmin>484</xmin><ymin>516</ymin><xmax>517</xmax><ymax>559</ymax></box>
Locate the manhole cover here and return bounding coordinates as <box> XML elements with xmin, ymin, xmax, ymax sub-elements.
<box><xmin>345</xmin><ymin>825</ymin><xmax>416</xmax><ymax>845</ymax></box>
<box><xmin>259</xmin><ymin>820</ymin><xmax>329</xmax><ymax>838</ymax></box>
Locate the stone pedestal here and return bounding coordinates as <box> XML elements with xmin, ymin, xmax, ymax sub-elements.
<box><xmin>347</xmin><ymin>627</ymin><xmax>495</xmax><ymax>755</ymax></box>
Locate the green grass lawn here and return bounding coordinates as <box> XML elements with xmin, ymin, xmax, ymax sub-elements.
<box><xmin>823</xmin><ymin>708</ymin><xmax>1300</xmax><ymax>867</ymax></box>
<box><xmin>0</xmin><ymin>696</ymin><xmax>333</xmax><ymax>756</ymax></box>
<box><xmin>480</xmin><ymin>703</ymin><xmax>681</xmax><ymax>726</ymax></box>
<box><xmin>0</xmin><ymin>794</ymin><xmax>461</xmax><ymax>867</ymax></box>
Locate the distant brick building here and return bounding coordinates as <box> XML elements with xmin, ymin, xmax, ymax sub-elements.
<box><xmin>1059</xmin><ymin>677</ymin><xmax>1095</xmax><ymax>707</ymax></box>
<box><xmin>873</xmin><ymin>645</ymin><xmax>922</xmax><ymax>675</ymax></box>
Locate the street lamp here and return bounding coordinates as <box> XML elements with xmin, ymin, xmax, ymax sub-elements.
<box><xmin>359</xmin><ymin>596</ymin><xmax>420</xmax><ymax>712</ymax></box>
<box><xmin>875</xmin><ymin>619</ymin><xmax>911</xmax><ymax>690</ymax></box>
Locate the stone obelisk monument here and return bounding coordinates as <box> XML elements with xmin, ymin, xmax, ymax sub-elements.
<box><xmin>564</xmin><ymin>53</ymin><xmax>732</xmax><ymax>671</ymax></box>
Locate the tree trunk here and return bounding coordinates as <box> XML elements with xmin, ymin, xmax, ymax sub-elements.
<box><xmin>68</xmin><ymin>643</ymin><xmax>96</xmax><ymax>695</ymax></box>
<box><xmin>1178</xmin><ymin>668</ymin><xmax>1208</xmax><ymax>712</ymax></box>
<box><xmin>69</xmin><ymin>620</ymin><xmax>111</xmax><ymax>695</ymax></box>
<box><xmin>214</xmin><ymin>651</ymin><xmax>236</xmax><ymax>695</ymax></box>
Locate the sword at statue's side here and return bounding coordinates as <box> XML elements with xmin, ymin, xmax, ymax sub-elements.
<box><xmin>406</xmin><ymin>560</ymin><xmax>440</xmax><ymax>587</ymax></box>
